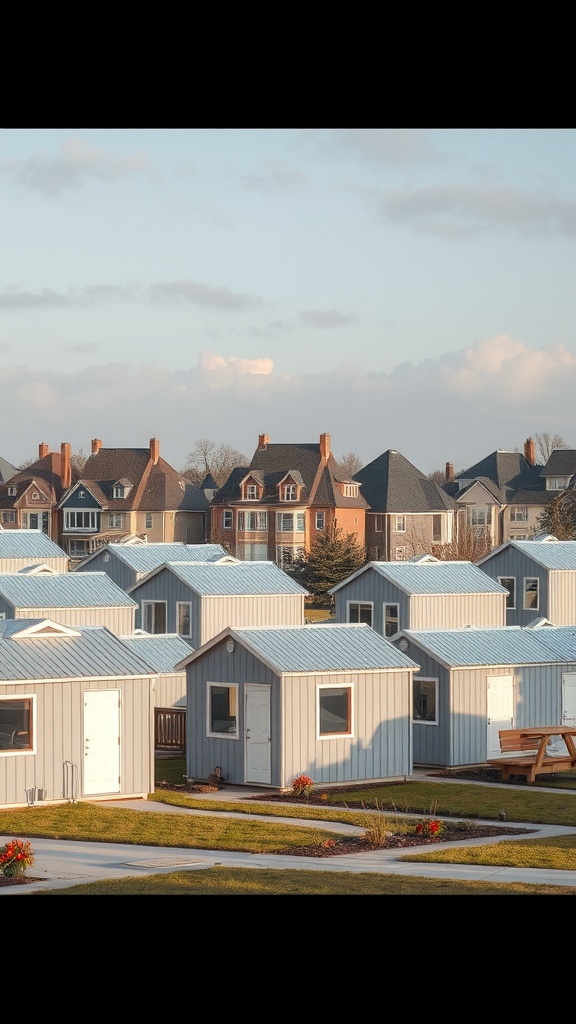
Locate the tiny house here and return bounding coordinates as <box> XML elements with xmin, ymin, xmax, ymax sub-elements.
<box><xmin>477</xmin><ymin>538</ymin><xmax>576</xmax><ymax>626</ymax></box>
<box><xmin>74</xmin><ymin>541</ymin><xmax>237</xmax><ymax>591</ymax></box>
<box><xmin>0</xmin><ymin>571</ymin><xmax>138</xmax><ymax>634</ymax></box>
<box><xmin>0</xmin><ymin>529</ymin><xmax>69</xmax><ymax>573</ymax></box>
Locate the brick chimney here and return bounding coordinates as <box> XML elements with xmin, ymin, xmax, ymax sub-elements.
<box><xmin>258</xmin><ymin>434</ymin><xmax>269</xmax><ymax>449</ymax></box>
<box><xmin>524</xmin><ymin>437</ymin><xmax>536</xmax><ymax>466</ymax></box>
<box><xmin>445</xmin><ymin>461</ymin><xmax>454</xmax><ymax>483</ymax></box>
<box><xmin>319</xmin><ymin>433</ymin><xmax>331</xmax><ymax>460</ymax></box>
<box><xmin>61</xmin><ymin>443</ymin><xmax>72</xmax><ymax>489</ymax></box>
<box><xmin>38</xmin><ymin>443</ymin><xmax>49</xmax><ymax>459</ymax></box>
<box><xmin>91</xmin><ymin>438</ymin><xmax>102</xmax><ymax>455</ymax></box>
<box><xmin>150</xmin><ymin>438</ymin><xmax>160</xmax><ymax>465</ymax></box>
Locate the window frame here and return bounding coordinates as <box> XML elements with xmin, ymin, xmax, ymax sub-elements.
<box><xmin>395</xmin><ymin>515</ymin><xmax>406</xmax><ymax>532</ymax></box>
<box><xmin>112</xmin><ymin>485</ymin><xmax>125</xmax><ymax>499</ymax></box>
<box><xmin>2</xmin><ymin>511</ymin><xmax>15</xmax><ymax>524</ymax></box>
<box><xmin>315</xmin><ymin>511</ymin><xmax>325</xmax><ymax>530</ymax></box>
<box><xmin>64</xmin><ymin>510</ymin><xmax>99</xmax><ymax>531</ymax></box>
<box><xmin>317</xmin><ymin>683</ymin><xmax>353</xmax><ymax>739</ymax></box>
<box><xmin>142</xmin><ymin>600</ymin><xmax>167</xmax><ymax>634</ymax></box>
<box><xmin>207</xmin><ymin>681</ymin><xmax>239</xmax><ymax>739</ymax></box>
<box><xmin>347</xmin><ymin>601</ymin><xmax>373</xmax><ymax>625</ymax></box>
<box><xmin>0</xmin><ymin>695</ymin><xmax>35</xmax><ymax>755</ymax></box>
<box><xmin>108</xmin><ymin>513</ymin><xmax>125</xmax><ymax>529</ymax></box>
<box><xmin>509</xmin><ymin>506</ymin><xmax>528</xmax><ymax>523</ymax></box>
<box><xmin>177</xmin><ymin>602</ymin><xmax>192</xmax><ymax>637</ymax></box>
<box><xmin>282</xmin><ymin>484</ymin><xmax>297</xmax><ymax>501</ymax></box>
<box><xmin>276</xmin><ymin>511</ymin><xmax>305</xmax><ymax>532</ymax></box>
<box><xmin>342</xmin><ymin>484</ymin><xmax>359</xmax><ymax>498</ymax></box>
<box><xmin>523</xmin><ymin>577</ymin><xmax>539</xmax><ymax>611</ymax></box>
<box><xmin>499</xmin><ymin>576</ymin><xmax>516</xmax><ymax>609</ymax></box>
<box><xmin>145</xmin><ymin>513</ymin><xmax>153</xmax><ymax>529</ymax></box>
<box><xmin>413</xmin><ymin>677</ymin><xmax>438</xmax><ymax>725</ymax></box>
<box><xmin>395</xmin><ymin>546</ymin><xmax>406</xmax><ymax>561</ymax></box>
<box><xmin>223</xmin><ymin>510</ymin><xmax>233</xmax><ymax>530</ymax></box>
<box><xmin>384</xmin><ymin>602</ymin><xmax>400</xmax><ymax>638</ymax></box>
<box><xmin>244</xmin><ymin>484</ymin><xmax>258</xmax><ymax>501</ymax></box>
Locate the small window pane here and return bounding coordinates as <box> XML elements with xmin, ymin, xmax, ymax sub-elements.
<box><xmin>413</xmin><ymin>679</ymin><xmax>437</xmax><ymax>723</ymax></box>
<box><xmin>209</xmin><ymin>685</ymin><xmax>238</xmax><ymax>736</ymax></box>
<box><xmin>319</xmin><ymin>687</ymin><xmax>351</xmax><ymax>736</ymax></box>
<box><xmin>0</xmin><ymin>698</ymin><xmax>32</xmax><ymax>751</ymax></box>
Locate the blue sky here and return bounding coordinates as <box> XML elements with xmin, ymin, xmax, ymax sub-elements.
<box><xmin>2</xmin><ymin>127</ymin><xmax>576</xmax><ymax>475</ymax></box>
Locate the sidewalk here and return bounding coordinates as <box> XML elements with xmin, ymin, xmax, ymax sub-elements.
<box><xmin>3</xmin><ymin>777</ymin><xmax>576</xmax><ymax>893</ymax></box>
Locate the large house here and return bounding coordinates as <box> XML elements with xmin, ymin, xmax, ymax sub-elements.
<box><xmin>354</xmin><ymin>449</ymin><xmax>460</xmax><ymax>561</ymax></box>
<box><xmin>56</xmin><ymin>438</ymin><xmax>209</xmax><ymax>562</ymax></box>
<box><xmin>0</xmin><ymin>442</ymin><xmax>77</xmax><ymax>539</ymax></box>
<box><xmin>210</xmin><ymin>433</ymin><xmax>367</xmax><ymax>567</ymax></box>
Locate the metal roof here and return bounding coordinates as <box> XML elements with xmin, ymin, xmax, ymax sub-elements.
<box><xmin>505</xmin><ymin>540</ymin><xmax>576</xmax><ymax>570</ymax></box>
<box><xmin>524</xmin><ymin>626</ymin><xmax>576</xmax><ymax>663</ymax></box>
<box><xmin>402</xmin><ymin>627</ymin><xmax>566</xmax><ymax>667</ymax></box>
<box><xmin>0</xmin><ymin>571</ymin><xmax>137</xmax><ymax>608</ymax></box>
<box><xmin>332</xmin><ymin>560</ymin><xmax>507</xmax><ymax>595</ymax></box>
<box><xmin>0</xmin><ymin>621</ymin><xmax>154</xmax><ymax>680</ymax></box>
<box><xmin>132</xmin><ymin>561</ymin><xmax>308</xmax><ymax>597</ymax></box>
<box><xmin>0</xmin><ymin>530</ymin><xmax>68</xmax><ymax>558</ymax></box>
<box><xmin>227</xmin><ymin>623</ymin><xmax>418</xmax><ymax>673</ymax></box>
<box><xmin>76</xmin><ymin>542</ymin><xmax>231</xmax><ymax>573</ymax></box>
<box><xmin>120</xmin><ymin>633</ymin><xmax>193</xmax><ymax>672</ymax></box>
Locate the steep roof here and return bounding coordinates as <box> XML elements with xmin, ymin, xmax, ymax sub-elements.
<box><xmin>178</xmin><ymin>623</ymin><xmax>418</xmax><ymax>673</ymax></box>
<box><xmin>76</xmin><ymin>447</ymin><xmax>208</xmax><ymax>512</ymax></box>
<box><xmin>0</xmin><ymin>451</ymin><xmax>78</xmax><ymax>508</ymax></box>
<box><xmin>540</xmin><ymin>450</ymin><xmax>576</xmax><ymax>479</ymax></box>
<box><xmin>448</xmin><ymin>450</ymin><xmax>543</xmax><ymax>503</ymax></box>
<box><xmin>0</xmin><ymin>456</ymin><xmax>18</xmax><ymax>483</ymax></box>
<box><xmin>354</xmin><ymin>450</ymin><xmax>457</xmax><ymax>513</ymax></box>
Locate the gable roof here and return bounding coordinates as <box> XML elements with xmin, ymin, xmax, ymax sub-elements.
<box><xmin>0</xmin><ymin>571</ymin><xmax>137</xmax><ymax>609</ymax></box>
<box><xmin>401</xmin><ymin>626</ymin><xmax>566</xmax><ymax>668</ymax></box>
<box><xmin>0</xmin><ymin>620</ymin><xmax>154</xmax><ymax>680</ymax></box>
<box><xmin>0</xmin><ymin>530</ymin><xmax>68</xmax><ymax>560</ymax></box>
<box><xmin>120</xmin><ymin>633</ymin><xmax>194</xmax><ymax>672</ymax></box>
<box><xmin>0</xmin><ymin>451</ymin><xmax>78</xmax><ymax>507</ymax></box>
<box><xmin>129</xmin><ymin>560</ymin><xmax>309</xmax><ymax>596</ymax></box>
<box><xmin>70</xmin><ymin>445</ymin><xmax>208</xmax><ymax>513</ymax></box>
<box><xmin>177</xmin><ymin>623</ymin><xmax>419</xmax><ymax>674</ymax></box>
<box><xmin>74</xmin><ymin>542</ymin><xmax>232</xmax><ymax>574</ymax></box>
<box><xmin>0</xmin><ymin>456</ymin><xmax>18</xmax><ymax>483</ymax></box>
<box><xmin>540</xmin><ymin>450</ymin><xmax>576</xmax><ymax>478</ymax></box>
<box><xmin>477</xmin><ymin>539</ymin><xmax>576</xmax><ymax>570</ymax></box>
<box><xmin>447</xmin><ymin>450</ymin><xmax>543</xmax><ymax>503</ymax></box>
<box><xmin>329</xmin><ymin>560</ymin><xmax>507</xmax><ymax>596</ymax></box>
<box><xmin>354</xmin><ymin>450</ymin><xmax>457</xmax><ymax>513</ymax></box>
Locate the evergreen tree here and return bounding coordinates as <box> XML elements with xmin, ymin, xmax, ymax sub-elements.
<box><xmin>537</xmin><ymin>494</ymin><xmax>576</xmax><ymax>540</ymax></box>
<box><xmin>289</xmin><ymin>524</ymin><xmax>366</xmax><ymax>603</ymax></box>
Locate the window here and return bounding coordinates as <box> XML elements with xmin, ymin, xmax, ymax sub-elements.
<box><xmin>546</xmin><ymin>477</ymin><xmax>571</xmax><ymax>490</ymax></box>
<box><xmin>277</xmin><ymin>512</ymin><xmax>305</xmax><ymax>532</ymax></box>
<box><xmin>524</xmin><ymin>578</ymin><xmax>539</xmax><ymax>610</ymax></box>
<box><xmin>510</xmin><ymin>506</ymin><xmax>528</xmax><ymax>523</ymax></box>
<box><xmin>112</xmin><ymin>485</ymin><xmax>125</xmax><ymax>499</ymax></box>
<box><xmin>7</xmin><ymin>486</ymin><xmax>16</xmax><ymax>496</ymax></box>
<box><xmin>108</xmin><ymin>513</ymin><xmax>125</xmax><ymax>529</ymax></box>
<box><xmin>177</xmin><ymin>602</ymin><xmax>192</xmax><ymax>637</ymax></box>
<box><xmin>469</xmin><ymin>507</ymin><xmax>492</xmax><ymax>526</ymax></box>
<box><xmin>282</xmin><ymin>484</ymin><xmax>297</xmax><ymax>501</ymax></box>
<box><xmin>68</xmin><ymin>539</ymin><xmax>89</xmax><ymax>557</ymax></box>
<box><xmin>348</xmin><ymin>602</ymin><xmax>372</xmax><ymax>625</ymax></box>
<box><xmin>241</xmin><ymin>542</ymin><xmax>268</xmax><ymax>561</ymax></box>
<box><xmin>142</xmin><ymin>601</ymin><xmax>167</xmax><ymax>634</ymax></box>
<box><xmin>276</xmin><ymin>545</ymin><xmax>304</xmax><ymax>568</ymax></box>
<box><xmin>374</xmin><ymin>514</ymin><xmax>383</xmax><ymax>533</ymax></box>
<box><xmin>315</xmin><ymin>511</ymin><xmax>325</xmax><ymax>530</ymax></box>
<box><xmin>413</xmin><ymin>678</ymin><xmax>437</xmax><ymax>724</ymax></box>
<box><xmin>31</xmin><ymin>492</ymin><xmax>40</xmax><ymax>500</ymax></box>
<box><xmin>432</xmin><ymin>514</ymin><xmax>442</xmax><ymax>543</ymax></box>
<box><xmin>395</xmin><ymin>515</ymin><xmax>406</xmax><ymax>532</ymax></box>
<box><xmin>499</xmin><ymin>576</ymin><xmax>516</xmax><ymax>609</ymax></box>
<box><xmin>342</xmin><ymin>484</ymin><xmax>359</xmax><ymax>497</ymax></box>
<box><xmin>318</xmin><ymin>685</ymin><xmax>352</xmax><ymax>737</ymax></box>
<box><xmin>395</xmin><ymin>546</ymin><xmax>405</xmax><ymax>561</ymax></box>
<box><xmin>2</xmin><ymin>512</ymin><xmax>15</xmax><ymax>524</ymax></box>
<box><xmin>78</xmin><ymin>490</ymin><xmax>85</xmax><ymax>499</ymax></box>
<box><xmin>208</xmin><ymin>683</ymin><xmax>239</xmax><ymax>738</ymax></box>
<box><xmin>64</xmin><ymin>510</ymin><xmax>98</xmax><ymax>530</ymax></box>
<box><xmin>244</xmin><ymin>484</ymin><xmax>258</xmax><ymax>500</ymax></box>
<box><xmin>237</xmin><ymin>510</ymin><xmax>268</xmax><ymax>531</ymax></box>
<box><xmin>0</xmin><ymin>697</ymin><xmax>33</xmax><ymax>753</ymax></box>
<box><xmin>145</xmin><ymin>514</ymin><xmax>153</xmax><ymax>529</ymax></box>
<box><xmin>384</xmin><ymin>603</ymin><xmax>399</xmax><ymax>637</ymax></box>
<box><xmin>223</xmin><ymin>510</ymin><xmax>232</xmax><ymax>530</ymax></box>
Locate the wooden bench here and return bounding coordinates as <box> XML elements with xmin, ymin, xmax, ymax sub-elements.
<box><xmin>487</xmin><ymin>728</ymin><xmax>576</xmax><ymax>784</ymax></box>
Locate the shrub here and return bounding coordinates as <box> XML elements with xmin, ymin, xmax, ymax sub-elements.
<box><xmin>0</xmin><ymin>838</ymin><xmax>35</xmax><ymax>877</ymax></box>
<box><xmin>415</xmin><ymin>818</ymin><xmax>445</xmax><ymax>838</ymax></box>
<box><xmin>291</xmin><ymin>774</ymin><xmax>314</xmax><ymax>797</ymax></box>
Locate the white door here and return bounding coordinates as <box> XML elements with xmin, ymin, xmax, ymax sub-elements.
<box><xmin>487</xmin><ymin>675</ymin><xmax>514</xmax><ymax>758</ymax></box>
<box><xmin>553</xmin><ymin>674</ymin><xmax>576</xmax><ymax>754</ymax></box>
<box><xmin>245</xmin><ymin>684</ymin><xmax>271</xmax><ymax>785</ymax></box>
<box><xmin>83</xmin><ymin>690</ymin><xmax>121</xmax><ymax>795</ymax></box>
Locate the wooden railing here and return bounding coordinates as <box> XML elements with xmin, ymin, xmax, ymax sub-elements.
<box><xmin>155</xmin><ymin>708</ymin><xmax>186</xmax><ymax>753</ymax></box>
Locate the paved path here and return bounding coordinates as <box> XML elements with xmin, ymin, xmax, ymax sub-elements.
<box><xmin>3</xmin><ymin>780</ymin><xmax>576</xmax><ymax>893</ymax></box>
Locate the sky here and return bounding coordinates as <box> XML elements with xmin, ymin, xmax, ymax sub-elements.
<box><xmin>2</xmin><ymin>127</ymin><xmax>576</xmax><ymax>477</ymax></box>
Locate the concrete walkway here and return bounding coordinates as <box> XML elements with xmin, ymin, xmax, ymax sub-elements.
<box><xmin>3</xmin><ymin>775</ymin><xmax>576</xmax><ymax>893</ymax></box>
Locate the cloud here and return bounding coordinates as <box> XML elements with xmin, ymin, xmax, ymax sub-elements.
<box><xmin>322</xmin><ymin>129</ymin><xmax>435</xmax><ymax>165</ymax></box>
<box><xmin>2</xmin><ymin>336</ymin><xmax>575</xmax><ymax>475</ymax></box>
<box><xmin>0</xmin><ymin>137</ymin><xmax>148</xmax><ymax>197</ymax></box>
<box><xmin>299</xmin><ymin>309</ymin><xmax>358</xmax><ymax>329</ymax></box>
<box><xmin>373</xmin><ymin>183</ymin><xmax>576</xmax><ymax>238</ymax></box>
<box><xmin>149</xmin><ymin>280</ymin><xmax>262</xmax><ymax>310</ymax></box>
<box><xmin>240</xmin><ymin>161</ymin><xmax>307</xmax><ymax>192</ymax></box>
<box><xmin>0</xmin><ymin>279</ymin><xmax>261</xmax><ymax>312</ymax></box>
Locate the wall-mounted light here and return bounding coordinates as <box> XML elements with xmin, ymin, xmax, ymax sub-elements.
<box><xmin>226</xmin><ymin>639</ymin><xmax>235</xmax><ymax>654</ymax></box>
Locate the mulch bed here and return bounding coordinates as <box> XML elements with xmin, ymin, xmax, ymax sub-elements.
<box><xmin>0</xmin><ymin>875</ymin><xmax>42</xmax><ymax>888</ymax></box>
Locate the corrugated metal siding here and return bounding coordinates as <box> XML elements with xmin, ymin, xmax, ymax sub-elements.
<box><xmin>200</xmin><ymin>596</ymin><xmax>305</xmax><ymax>646</ymax></box>
<box><xmin>12</xmin><ymin>605</ymin><xmax>135</xmax><ymax>634</ymax></box>
<box><xmin>0</xmin><ymin>676</ymin><xmax>153</xmax><ymax>807</ymax></box>
<box><xmin>478</xmin><ymin>547</ymin><xmax>550</xmax><ymax>626</ymax></box>
<box><xmin>549</xmin><ymin>572</ymin><xmax>576</xmax><ymax>626</ymax></box>
<box><xmin>332</xmin><ymin>571</ymin><xmax>410</xmax><ymax>634</ymax></box>
<box><xmin>410</xmin><ymin>593</ymin><xmax>506</xmax><ymax>630</ymax></box>
<box><xmin>75</xmin><ymin>551</ymin><xmax>137</xmax><ymax>592</ymax></box>
<box><xmin>0</xmin><ymin>556</ymin><xmax>69</xmax><ymax>573</ymax></box>
<box><xmin>153</xmin><ymin>673</ymin><xmax>187</xmax><ymax>708</ymax></box>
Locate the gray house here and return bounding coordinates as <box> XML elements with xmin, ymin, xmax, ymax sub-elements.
<box><xmin>0</xmin><ymin>529</ymin><xmax>69</xmax><ymax>573</ymax></box>
<box><xmin>477</xmin><ymin>537</ymin><xmax>576</xmax><ymax>626</ymax></box>
<box><xmin>74</xmin><ymin>541</ymin><xmax>237</xmax><ymax>591</ymax></box>
<box><xmin>129</xmin><ymin>560</ymin><xmax>308</xmax><ymax>645</ymax></box>
<box><xmin>0</xmin><ymin>618</ymin><xmax>155</xmax><ymax>807</ymax></box>
<box><xmin>120</xmin><ymin>632</ymin><xmax>193</xmax><ymax>708</ymax></box>
<box><xmin>176</xmin><ymin>623</ymin><xmax>419</xmax><ymax>789</ymax></box>
<box><xmin>393</xmin><ymin>625</ymin><xmax>576</xmax><ymax>768</ymax></box>
<box><xmin>0</xmin><ymin>571</ymin><xmax>138</xmax><ymax>634</ymax></box>
<box><xmin>329</xmin><ymin>559</ymin><xmax>507</xmax><ymax>637</ymax></box>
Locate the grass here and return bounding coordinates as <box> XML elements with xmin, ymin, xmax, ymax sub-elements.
<box><xmin>7</xmin><ymin>759</ymin><xmax>576</xmax><ymax>895</ymax></box>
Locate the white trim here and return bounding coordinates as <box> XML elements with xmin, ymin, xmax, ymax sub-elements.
<box><xmin>413</xmin><ymin>676</ymin><xmax>438</xmax><ymax>725</ymax></box>
<box><xmin>207</xmin><ymin>680</ymin><xmax>239</xmax><ymax>739</ymax></box>
<box><xmin>316</xmin><ymin>681</ymin><xmax>354</xmax><ymax>739</ymax></box>
<box><xmin>0</xmin><ymin>693</ymin><xmax>36</xmax><ymax>755</ymax></box>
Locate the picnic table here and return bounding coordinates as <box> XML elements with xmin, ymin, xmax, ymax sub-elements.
<box><xmin>487</xmin><ymin>725</ymin><xmax>576</xmax><ymax>783</ymax></box>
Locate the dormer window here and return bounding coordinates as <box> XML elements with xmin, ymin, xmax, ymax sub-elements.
<box><xmin>342</xmin><ymin>484</ymin><xmax>359</xmax><ymax>498</ymax></box>
<box><xmin>113</xmin><ymin>485</ymin><xmax>125</xmax><ymax>499</ymax></box>
<box><xmin>282</xmin><ymin>484</ymin><xmax>297</xmax><ymax>501</ymax></box>
<box><xmin>7</xmin><ymin>486</ymin><xmax>16</xmax><ymax>496</ymax></box>
<box><xmin>245</xmin><ymin>484</ymin><xmax>258</xmax><ymax>501</ymax></box>
<box><xmin>546</xmin><ymin>477</ymin><xmax>571</xmax><ymax>490</ymax></box>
